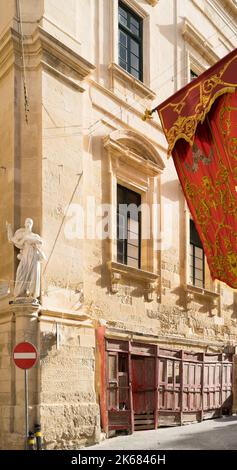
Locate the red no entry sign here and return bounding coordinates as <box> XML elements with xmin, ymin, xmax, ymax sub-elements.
<box><xmin>13</xmin><ymin>342</ymin><xmax>38</xmax><ymax>370</ymax></box>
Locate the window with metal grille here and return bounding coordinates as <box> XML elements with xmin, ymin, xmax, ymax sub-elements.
<box><xmin>118</xmin><ymin>1</ymin><xmax>143</xmax><ymax>81</ymax></box>
<box><xmin>117</xmin><ymin>184</ymin><xmax>141</xmax><ymax>269</ymax></box>
<box><xmin>190</xmin><ymin>219</ymin><xmax>205</xmax><ymax>288</ymax></box>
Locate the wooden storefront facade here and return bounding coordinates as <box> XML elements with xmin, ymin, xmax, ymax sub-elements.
<box><xmin>97</xmin><ymin>330</ymin><xmax>233</xmax><ymax>435</ymax></box>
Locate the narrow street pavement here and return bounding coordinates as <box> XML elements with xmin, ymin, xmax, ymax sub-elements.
<box><xmin>83</xmin><ymin>416</ymin><xmax>237</xmax><ymax>450</ymax></box>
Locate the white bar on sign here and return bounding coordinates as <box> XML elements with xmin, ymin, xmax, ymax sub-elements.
<box><xmin>14</xmin><ymin>353</ymin><xmax>36</xmax><ymax>359</ymax></box>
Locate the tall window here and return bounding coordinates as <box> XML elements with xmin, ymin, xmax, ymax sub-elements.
<box><xmin>118</xmin><ymin>2</ymin><xmax>143</xmax><ymax>81</ymax></box>
<box><xmin>190</xmin><ymin>219</ymin><xmax>205</xmax><ymax>288</ymax></box>
<box><xmin>117</xmin><ymin>185</ymin><xmax>141</xmax><ymax>269</ymax></box>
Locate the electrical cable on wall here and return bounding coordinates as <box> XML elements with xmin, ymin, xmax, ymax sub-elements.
<box><xmin>17</xmin><ymin>0</ymin><xmax>30</xmax><ymax>124</ymax></box>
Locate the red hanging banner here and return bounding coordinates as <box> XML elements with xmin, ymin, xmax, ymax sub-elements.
<box><xmin>157</xmin><ymin>49</ymin><xmax>237</xmax><ymax>288</ymax></box>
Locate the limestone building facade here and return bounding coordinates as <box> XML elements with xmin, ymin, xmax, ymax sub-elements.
<box><xmin>0</xmin><ymin>0</ymin><xmax>237</xmax><ymax>449</ymax></box>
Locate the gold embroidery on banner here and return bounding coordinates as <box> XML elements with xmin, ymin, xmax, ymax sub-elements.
<box><xmin>165</xmin><ymin>87</ymin><xmax>236</xmax><ymax>155</ymax></box>
<box><xmin>175</xmin><ymin>100</ymin><xmax>237</xmax><ymax>288</ymax></box>
<box><xmin>158</xmin><ymin>54</ymin><xmax>237</xmax><ymax>155</ymax></box>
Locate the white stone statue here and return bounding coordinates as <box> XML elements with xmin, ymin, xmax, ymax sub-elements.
<box><xmin>6</xmin><ymin>218</ymin><xmax>46</xmax><ymax>300</ymax></box>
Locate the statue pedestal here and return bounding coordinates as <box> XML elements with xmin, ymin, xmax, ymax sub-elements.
<box><xmin>0</xmin><ymin>298</ymin><xmax>41</xmax><ymax>449</ymax></box>
<box><xmin>9</xmin><ymin>297</ymin><xmax>40</xmax><ymax>344</ymax></box>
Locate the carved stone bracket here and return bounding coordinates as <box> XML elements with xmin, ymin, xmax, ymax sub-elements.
<box><xmin>108</xmin><ymin>261</ymin><xmax>159</xmax><ymax>301</ymax></box>
<box><xmin>143</xmin><ymin>281</ymin><xmax>158</xmax><ymax>302</ymax></box>
<box><xmin>185</xmin><ymin>284</ymin><xmax>220</xmax><ymax>304</ymax></box>
<box><xmin>111</xmin><ymin>272</ymin><xmax>121</xmax><ymax>294</ymax></box>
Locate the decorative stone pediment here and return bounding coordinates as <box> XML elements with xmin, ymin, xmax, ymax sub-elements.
<box><xmin>182</xmin><ymin>19</ymin><xmax>220</xmax><ymax>65</ymax></box>
<box><xmin>104</xmin><ymin>130</ymin><xmax>165</xmax><ymax>175</ymax></box>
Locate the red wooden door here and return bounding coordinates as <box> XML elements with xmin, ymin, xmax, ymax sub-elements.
<box><xmin>132</xmin><ymin>356</ymin><xmax>155</xmax><ymax>414</ymax></box>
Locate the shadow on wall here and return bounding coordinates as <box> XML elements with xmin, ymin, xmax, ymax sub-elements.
<box><xmin>161</xmin><ymin>179</ymin><xmax>180</xmax><ymax>202</ymax></box>
<box><xmin>171</xmin><ymin>286</ymin><xmax>218</xmax><ymax>318</ymax></box>
<box><xmin>40</xmin><ymin>331</ymin><xmax>56</xmax><ymax>360</ymax></box>
<box><xmin>225</xmin><ymin>292</ymin><xmax>237</xmax><ymax>320</ymax></box>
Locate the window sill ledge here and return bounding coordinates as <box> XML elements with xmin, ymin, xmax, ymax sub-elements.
<box><xmin>109</xmin><ymin>260</ymin><xmax>158</xmax><ymax>282</ymax></box>
<box><xmin>108</xmin><ymin>261</ymin><xmax>158</xmax><ymax>301</ymax></box>
<box><xmin>185</xmin><ymin>284</ymin><xmax>220</xmax><ymax>302</ymax></box>
<box><xmin>108</xmin><ymin>63</ymin><xmax>156</xmax><ymax>100</ymax></box>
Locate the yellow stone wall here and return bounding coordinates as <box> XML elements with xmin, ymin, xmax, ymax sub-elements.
<box><xmin>1</xmin><ymin>0</ymin><xmax>237</xmax><ymax>449</ymax></box>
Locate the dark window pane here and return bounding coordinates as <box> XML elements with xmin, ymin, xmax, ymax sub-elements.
<box><xmin>119</xmin><ymin>6</ymin><xmax>128</xmax><ymax>27</ymax></box>
<box><xmin>119</xmin><ymin>44</ymin><xmax>127</xmax><ymax>62</ymax></box>
<box><xmin>117</xmin><ymin>184</ymin><xmax>141</xmax><ymax>268</ymax></box>
<box><xmin>119</xmin><ymin>30</ymin><xmax>127</xmax><ymax>47</ymax></box>
<box><xmin>130</xmin><ymin>67</ymin><xmax>140</xmax><ymax>79</ymax></box>
<box><xmin>190</xmin><ymin>219</ymin><xmax>202</xmax><ymax>248</ymax></box>
<box><xmin>130</xmin><ymin>39</ymin><xmax>139</xmax><ymax>56</ymax></box>
<box><xmin>130</xmin><ymin>24</ymin><xmax>139</xmax><ymax>36</ymax></box>
<box><xmin>119</xmin><ymin>59</ymin><xmax>127</xmax><ymax>71</ymax></box>
<box><xmin>131</xmin><ymin>53</ymin><xmax>139</xmax><ymax>70</ymax></box>
<box><xmin>190</xmin><ymin>219</ymin><xmax>205</xmax><ymax>288</ymax></box>
<box><xmin>130</xmin><ymin>16</ymin><xmax>139</xmax><ymax>35</ymax></box>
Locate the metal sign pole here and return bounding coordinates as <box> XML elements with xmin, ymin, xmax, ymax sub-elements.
<box><xmin>13</xmin><ymin>342</ymin><xmax>38</xmax><ymax>450</ymax></box>
<box><xmin>24</xmin><ymin>369</ymin><xmax>29</xmax><ymax>450</ymax></box>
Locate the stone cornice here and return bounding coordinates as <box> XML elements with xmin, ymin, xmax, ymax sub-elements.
<box><xmin>122</xmin><ymin>0</ymin><xmax>149</xmax><ymax>17</ymax></box>
<box><xmin>191</xmin><ymin>0</ymin><xmax>236</xmax><ymax>49</ymax></box>
<box><xmin>0</xmin><ymin>26</ymin><xmax>95</xmax><ymax>85</ymax></box>
<box><xmin>33</xmin><ymin>26</ymin><xmax>95</xmax><ymax>79</ymax></box>
<box><xmin>39</xmin><ymin>308</ymin><xmax>94</xmax><ymax>326</ymax></box>
<box><xmin>182</xmin><ymin>19</ymin><xmax>220</xmax><ymax>65</ymax></box>
<box><xmin>215</xmin><ymin>0</ymin><xmax>237</xmax><ymax>19</ymax></box>
<box><xmin>0</xmin><ymin>28</ymin><xmax>21</xmax><ymax>79</ymax></box>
